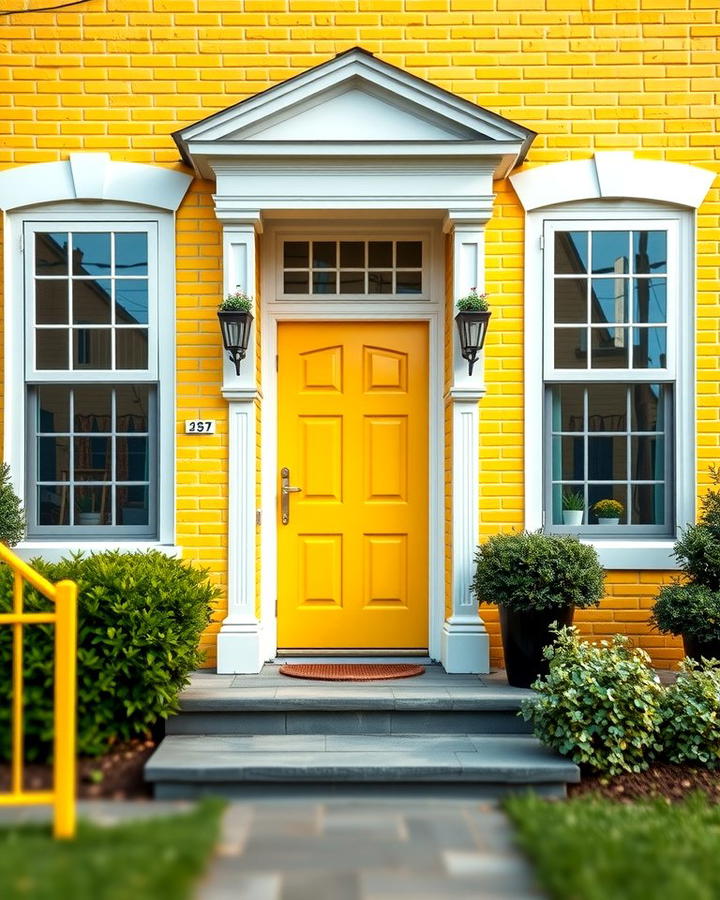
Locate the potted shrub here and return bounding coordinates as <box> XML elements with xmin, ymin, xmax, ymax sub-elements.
<box><xmin>0</xmin><ymin>462</ymin><xmax>25</xmax><ymax>546</ymax></box>
<box><xmin>592</xmin><ymin>498</ymin><xmax>624</xmax><ymax>525</ymax></box>
<box><xmin>650</xmin><ymin>467</ymin><xmax>720</xmax><ymax>662</ymax></box>
<box><xmin>471</xmin><ymin>531</ymin><xmax>605</xmax><ymax>687</ymax></box>
<box><xmin>217</xmin><ymin>292</ymin><xmax>254</xmax><ymax>375</ymax></box>
<box><xmin>455</xmin><ymin>289</ymin><xmax>491</xmax><ymax>375</ymax></box>
<box><xmin>562</xmin><ymin>490</ymin><xmax>584</xmax><ymax>526</ymax></box>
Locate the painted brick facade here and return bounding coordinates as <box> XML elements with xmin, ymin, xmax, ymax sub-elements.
<box><xmin>2</xmin><ymin>1</ymin><xmax>719</xmax><ymax>668</ymax></box>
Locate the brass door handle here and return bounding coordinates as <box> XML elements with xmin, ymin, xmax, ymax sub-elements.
<box><xmin>280</xmin><ymin>467</ymin><xmax>302</xmax><ymax>525</ymax></box>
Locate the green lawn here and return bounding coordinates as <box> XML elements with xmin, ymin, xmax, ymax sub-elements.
<box><xmin>506</xmin><ymin>793</ymin><xmax>720</xmax><ymax>900</ymax></box>
<box><xmin>0</xmin><ymin>798</ymin><xmax>223</xmax><ymax>900</ymax></box>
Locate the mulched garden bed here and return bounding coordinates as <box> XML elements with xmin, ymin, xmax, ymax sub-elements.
<box><xmin>570</xmin><ymin>762</ymin><xmax>720</xmax><ymax>804</ymax></box>
<box><xmin>0</xmin><ymin>739</ymin><xmax>156</xmax><ymax>799</ymax></box>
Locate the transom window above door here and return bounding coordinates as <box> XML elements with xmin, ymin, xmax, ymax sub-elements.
<box><xmin>281</xmin><ymin>239</ymin><xmax>424</xmax><ymax>298</ymax></box>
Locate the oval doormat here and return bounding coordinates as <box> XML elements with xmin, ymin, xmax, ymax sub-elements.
<box><xmin>278</xmin><ymin>663</ymin><xmax>425</xmax><ymax>681</ymax></box>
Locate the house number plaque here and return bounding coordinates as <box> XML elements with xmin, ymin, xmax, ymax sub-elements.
<box><xmin>185</xmin><ymin>420</ymin><xmax>216</xmax><ymax>434</ymax></box>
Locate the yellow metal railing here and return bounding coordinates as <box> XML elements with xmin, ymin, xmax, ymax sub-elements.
<box><xmin>0</xmin><ymin>543</ymin><xmax>77</xmax><ymax>838</ymax></box>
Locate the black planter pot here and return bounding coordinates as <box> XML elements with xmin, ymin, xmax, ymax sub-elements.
<box><xmin>499</xmin><ymin>604</ymin><xmax>575</xmax><ymax>688</ymax></box>
<box><xmin>682</xmin><ymin>633</ymin><xmax>720</xmax><ymax>663</ymax></box>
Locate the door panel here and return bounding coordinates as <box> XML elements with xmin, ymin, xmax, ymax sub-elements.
<box><xmin>277</xmin><ymin>321</ymin><xmax>428</xmax><ymax>649</ymax></box>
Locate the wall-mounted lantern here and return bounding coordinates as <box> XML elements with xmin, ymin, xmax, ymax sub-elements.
<box><xmin>455</xmin><ymin>290</ymin><xmax>491</xmax><ymax>376</ymax></box>
<box><xmin>218</xmin><ymin>293</ymin><xmax>254</xmax><ymax>375</ymax></box>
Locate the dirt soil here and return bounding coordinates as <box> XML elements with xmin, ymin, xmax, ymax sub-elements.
<box><xmin>570</xmin><ymin>762</ymin><xmax>720</xmax><ymax>804</ymax></box>
<box><xmin>0</xmin><ymin>739</ymin><xmax>156</xmax><ymax>799</ymax></box>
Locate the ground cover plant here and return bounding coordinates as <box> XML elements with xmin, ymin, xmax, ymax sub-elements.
<box><xmin>0</xmin><ymin>798</ymin><xmax>223</xmax><ymax>900</ymax></box>
<box><xmin>521</xmin><ymin>627</ymin><xmax>664</xmax><ymax>775</ymax></box>
<box><xmin>0</xmin><ymin>550</ymin><xmax>218</xmax><ymax>761</ymax></box>
<box><xmin>659</xmin><ymin>659</ymin><xmax>720</xmax><ymax>768</ymax></box>
<box><xmin>506</xmin><ymin>792</ymin><xmax>720</xmax><ymax>900</ymax></box>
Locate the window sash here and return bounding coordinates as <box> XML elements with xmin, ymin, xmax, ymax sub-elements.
<box><xmin>543</xmin><ymin>218</ymin><xmax>679</xmax><ymax>381</ymax></box>
<box><xmin>24</xmin><ymin>221</ymin><xmax>159</xmax><ymax>381</ymax></box>
<box><xmin>543</xmin><ymin>384</ymin><xmax>674</xmax><ymax>536</ymax></box>
<box><xmin>26</xmin><ymin>385</ymin><xmax>158</xmax><ymax>538</ymax></box>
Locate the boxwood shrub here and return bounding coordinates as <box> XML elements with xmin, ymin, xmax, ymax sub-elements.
<box><xmin>650</xmin><ymin>583</ymin><xmax>720</xmax><ymax>643</ymax></box>
<box><xmin>659</xmin><ymin>659</ymin><xmax>720</xmax><ymax>769</ymax></box>
<box><xmin>472</xmin><ymin>530</ymin><xmax>605</xmax><ymax>612</ymax></box>
<box><xmin>0</xmin><ymin>550</ymin><xmax>218</xmax><ymax>762</ymax></box>
<box><xmin>522</xmin><ymin>626</ymin><xmax>664</xmax><ymax>775</ymax></box>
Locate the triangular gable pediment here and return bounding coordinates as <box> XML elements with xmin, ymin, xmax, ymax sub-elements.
<box><xmin>174</xmin><ymin>48</ymin><xmax>535</xmax><ymax>178</ymax></box>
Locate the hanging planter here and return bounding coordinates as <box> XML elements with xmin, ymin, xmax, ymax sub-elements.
<box><xmin>455</xmin><ymin>289</ymin><xmax>491</xmax><ymax>375</ymax></box>
<box><xmin>218</xmin><ymin>292</ymin><xmax>254</xmax><ymax>375</ymax></box>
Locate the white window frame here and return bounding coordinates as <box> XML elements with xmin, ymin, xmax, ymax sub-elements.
<box><xmin>524</xmin><ymin>201</ymin><xmax>695</xmax><ymax>570</ymax></box>
<box><xmin>5</xmin><ymin>203</ymin><xmax>177</xmax><ymax>552</ymax></box>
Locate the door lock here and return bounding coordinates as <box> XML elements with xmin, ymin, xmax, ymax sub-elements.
<box><xmin>280</xmin><ymin>467</ymin><xmax>302</xmax><ymax>525</ymax></box>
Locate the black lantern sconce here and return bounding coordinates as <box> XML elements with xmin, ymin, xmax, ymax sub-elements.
<box><xmin>455</xmin><ymin>309</ymin><xmax>491</xmax><ymax>376</ymax></box>
<box><xmin>218</xmin><ymin>307</ymin><xmax>254</xmax><ymax>375</ymax></box>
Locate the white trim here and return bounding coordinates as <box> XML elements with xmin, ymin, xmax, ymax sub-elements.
<box><xmin>0</xmin><ymin>154</ymin><xmax>192</xmax><ymax>213</ymax></box>
<box><xmin>3</xmin><ymin>202</ymin><xmax>179</xmax><ymax>549</ymax></box>
<box><xmin>259</xmin><ymin>220</ymin><xmax>445</xmax><ymax>665</ymax></box>
<box><xmin>522</xmin><ymin>198</ymin><xmax>696</xmax><ymax>568</ymax></box>
<box><xmin>511</xmin><ymin>151</ymin><xmax>716</xmax><ymax>212</ymax></box>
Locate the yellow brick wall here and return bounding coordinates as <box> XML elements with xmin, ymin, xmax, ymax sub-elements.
<box><xmin>2</xmin><ymin>1</ymin><xmax>719</xmax><ymax>669</ymax></box>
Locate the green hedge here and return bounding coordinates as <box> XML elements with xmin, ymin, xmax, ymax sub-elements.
<box><xmin>0</xmin><ymin>551</ymin><xmax>218</xmax><ymax>762</ymax></box>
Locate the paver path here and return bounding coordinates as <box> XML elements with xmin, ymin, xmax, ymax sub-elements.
<box><xmin>198</xmin><ymin>795</ymin><xmax>544</xmax><ymax>900</ymax></box>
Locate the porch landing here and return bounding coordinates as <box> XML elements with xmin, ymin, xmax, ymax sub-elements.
<box><xmin>145</xmin><ymin>666</ymin><xmax>580</xmax><ymax>800</ymax></box>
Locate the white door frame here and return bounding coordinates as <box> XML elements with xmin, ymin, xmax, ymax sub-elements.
<box><xmin>260</xmin><ymin>222</ymin><xmax>445</xmax><ymax>661</ymax></box>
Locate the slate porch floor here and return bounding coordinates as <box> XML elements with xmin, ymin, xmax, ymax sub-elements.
<box><xmin>179</xmin><ymin>665</ymin><xmax>535</xmax><ymax>708</ymax></box>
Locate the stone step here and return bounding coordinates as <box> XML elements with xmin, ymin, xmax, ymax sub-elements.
<box><xmin>167</xmin><ymin>670</ymin><xmax>535</xmax><ymax>735</ymax></box>
<box><xmin>145</xmin><ymin>733</ymin><xmax>579</xmax><ymax>800</ymax></box>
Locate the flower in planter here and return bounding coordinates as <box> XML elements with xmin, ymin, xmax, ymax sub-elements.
<box><xmin>456</xmin><ymin>288</ymin><xmax>489</xmax><ymax>312</ymax></box>
<box><xmin>219</xmin><ymin>291</ymin><xmax>253</xmax><ymax>312</ymax></box>
<box><xmin>592</xmin><ymin>498</ymin><xmax>624</xmax><ymax>521</ymax></box>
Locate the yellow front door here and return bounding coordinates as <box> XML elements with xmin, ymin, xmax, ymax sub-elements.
<box><xmin>277</xmin><ymin>321</ymin><xmax>429</xmax><ymax>650</ymax></box>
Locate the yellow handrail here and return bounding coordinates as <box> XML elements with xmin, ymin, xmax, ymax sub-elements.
<box><xmin>0</xmin><ymin>542</ymin><xmax>77</xmax><ymax>839</ymax></box>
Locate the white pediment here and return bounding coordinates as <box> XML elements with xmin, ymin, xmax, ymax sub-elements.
<box><xmin>237</xmin><ymin>86</ymin><xmax>478</xmax><ymax>142</ymax></box>
<box><xmin>174</xmin><ymin>48</ymin><xmax>535</xmax><ymax>181</ymax></box>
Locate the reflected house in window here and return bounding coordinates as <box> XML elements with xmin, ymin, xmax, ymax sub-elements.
<box><xmin>549</xmin><ymin>227</ymin><xmax>671</xmax><ymax>530</ymax></box>
<box><xmin>31</xmin><ymin>229</ymin><xmax>154</xmax><ymax>533</ymax></box>
<box><xmin>35</xmin><ymin>232</ymin><xmax>149</xmax><ymax>372</ymax></box>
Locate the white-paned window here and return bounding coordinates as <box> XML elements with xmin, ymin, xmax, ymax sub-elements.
<box><xmin>24</xmin><ymin>223</ymin><xmax>159</xmax><ymax>537</ymax></box>
<box><xmin>281</xmin><ymin>238</ymin><xmax>426</xmax><ymax>299</ymax></box>
<box><xmin>544</xmin><ymin>220</ymin><xmax>678</xmax><ymax>536</ymax></box>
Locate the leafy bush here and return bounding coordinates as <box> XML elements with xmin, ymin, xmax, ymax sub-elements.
<box><xmin>0</xmin><ymin>462</ymin><xmax>25</xmax><ymax>546</ymax></box>
<box><xmin>521</xmin><ymin>627</ymin><xmax>663</xmax><ymax>775</ymax></box>
<box><xmin>0</xmin><ymin>551</ymin><xmax>217</xmax><ymax>762</ymax></box>
<box><xmin>669</xmin><ymin>465</ymin><xmax>720</xmax><ymax>590</ymax></box>
<box><xmin>658</xmin><ymin>659</ymin><xmax>720</xmax><ymax>768</ymax></box>
<box><xmin>650</xmin><ymin>583</ymin><xmax>720</xmax><ymax>643</ymax></box>
<box><xmin>472</xmin><ymin>531</ymin><xmax>604</xmax><ymax>612</ymax></box>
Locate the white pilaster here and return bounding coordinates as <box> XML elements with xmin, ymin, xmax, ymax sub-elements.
<box><xmin>217</xmin><ymin>215</ymin><xmax>265</xmax><ymax>673</ymax></box>
<box><xmin>441</xmin><ymin>216</ymin><xmax>490</xmax><ymax>673</ymax></box>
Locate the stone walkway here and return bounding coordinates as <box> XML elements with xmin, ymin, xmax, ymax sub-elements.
<box><xmin>198</xmin><ymin>796</ymin><xmax>544</xmax><ymax>900</ymax></box>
